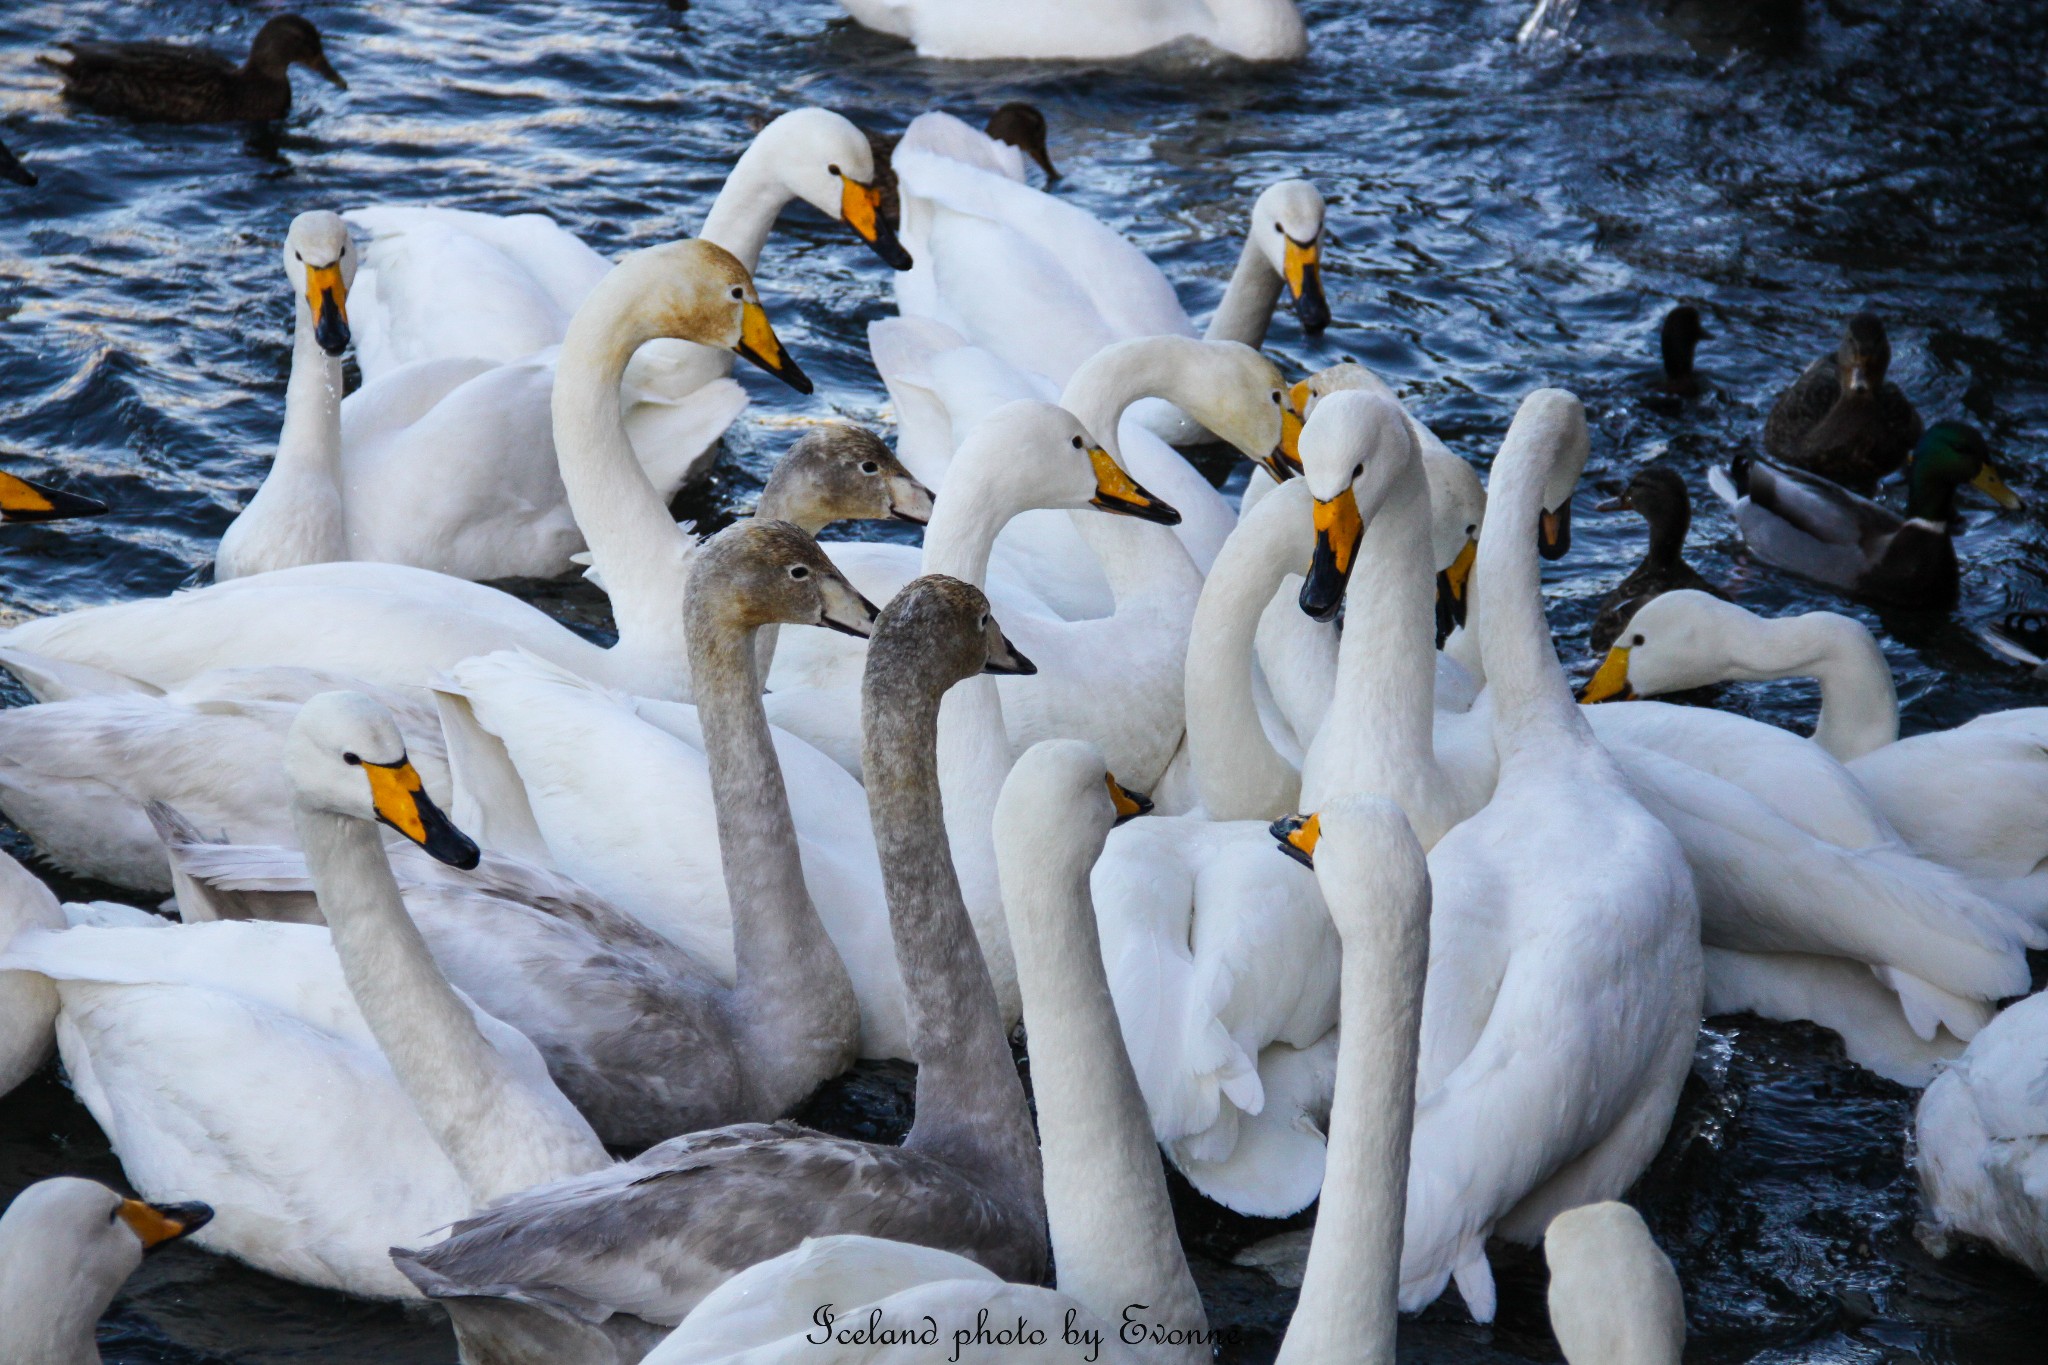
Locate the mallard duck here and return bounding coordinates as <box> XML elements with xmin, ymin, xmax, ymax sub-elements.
<box><xmin>1656</xmin><ymin>304</ymin><xmax>1704</xmax><ymax>398</ymax></box>
<box><xmin>866</xmin><ymin>102</ymin><xmax>1059</xmax><ymax>226</ymax></box>
<box><xmin>1709</xmin><ymin>422</ymin><xmax>2019</xmax><ymax>611</ymax></box>
<box><xmin>1590</xmin><ymin>464</ymin><xmax>1726</xmax><ymax>651</ymax></box>
<box><xmin>0</xmin><ymin>138</ymin><xmax>33</xmax><ymax>187</ymax></box>
<box><xmin>42</xmin><ymin>14</ymin><xmax>345</xmax><ymax>125</ymax></box>
<box><xmin>1763</xmin><ymin>312</ymin><xmax>1923</xmax><ymax>491</ymax></box>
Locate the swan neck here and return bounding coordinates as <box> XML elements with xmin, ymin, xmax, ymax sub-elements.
<box><xmin>1060</xmin><ymin>358</ymin><xmax>1208</xmax><ymax>607</ymax></box>
<box><xmin>280</xmin><ymin>310</ymin><xmax>346</xmax><ymax>484</ymax></box>
<box><xmin>699</xmin><ymin>142</ymin><xmax>792</xmax><ymax>272</ymax></box>
<box><xmin>1187</xmin><ymin>492</ymin><xmax>1305</xmax><ymax>819</ymax></box>
<box><xmin>920</xmin><ymin>463</ymin><xmax>1012</xmax><ymax>587</ymax></box>
<box><xmin>936</xmin><ymin>678</ymin><xmax>1022</xmax><ymax>1025</ymax></box>
<box><xmin>1473</xmin><ymin>443</ymin><xmax>1592</xmax><ymax>755</ymax></box>
<box><xmin>1203</xmin><ymin>234</ymin><xmax>1283</xmax><ymax>350</ymax></box>
<box><xmin>0</xmin><ymin>1232</ymin><xmax>108</xmax><ymax>1365</ymax></box>
<box><xmin>1763</xmin><ymin>614</ymin><xmax>1899</xmax><ymax>760</ymax></box>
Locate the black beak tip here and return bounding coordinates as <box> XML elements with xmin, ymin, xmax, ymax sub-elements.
<box><xmin>1113</xmin><ymin>790</ymin><xmax>1153</xmax><ymax>826</ymax></box>
<box><xmin>3</xmin><ymin>483</ymin><xmax>110</xmax><ymax>522</ymax></box>
<box><xmin>1293</xmin><ymin>289</ymin><xmax>1332</xmax><ymax>335</ymax></box>
<box><xmin>155</xmin><ymin>1201</ymin><xmax>215</xmax><ymax>1244</ymax></box>
<box><xmin>316</xmin><ymin>320</ymin><xmax>351</xmax><ymax>357</ymax></box>
<box><xmin>985</xmin><ymin>645</ymin><xmax>1037</xmax><ymax>676</ymax></box>
<box><xmin>431</xmin><ymin>829</ymin><xmax>482</xmax><ymax>871</ymax></box>
<box><xmin>782</xmin><ymin>361</ymin><xmax>816</xmax><ymax>396</ymax></box>
<box><xmin>869</xmin><ymin>232</ymin><xmax>914</xmax><ymax>272</ymax></box>
<box><xmin>1267</xmin><ymin>816</ymin><xmax>1314</xmax><ymax>867</ymax></box>
<box><xmin>1539</xmin><ymin>532</ymin><xmax>1571</xmax><ymax>561</ymax></box>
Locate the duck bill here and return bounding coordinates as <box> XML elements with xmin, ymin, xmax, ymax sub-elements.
<box><xmin>1106</xmin><ymin>774</ymin><xmax>1152</xmax><ymax>825</ymax></box>
<box><xmin>887</xmin><ymin>474</ymin><xmax>935</xmax><ymax>525</ymax></box>
<box><xmin>365</xmin><ymin>759</ymin><xmax>480</xmax><ymax>869</ymax></box>
<box><xmin>1436</xmin><ymin>536</ymin><xmax>1476</xmax><ymax>627</ymax></box>
<box><xmin>840</xmin><ymin>177</ymin><xmax>913</xmax><ymax>271</ymax></box>
<box><xmin>1845</xmin><ymin>363</ymin><xmax>1873</xmax><ymax>396</ymax></box>
<box><xmin>1284</xmin><ymin>238</ymin><xmax>1331</xmax><ymax>333</ymax></box>
<box><xmin>982</xmin><ymin>627</ymin><xmax>1037</xmax><ymax>677</ymax></box>
<box><xmin>119</xmin><ymin>1197</ymin><xmax>214</xmax><ymax>1251</ymax></box>
<box><xmin>818</xmin><ymin>576</ymin><xmax>880</xmax><ymax>639</ymax></box>
<box><xmin>735</xmin><ymin>301</ymin><xmax>814</xmax><ymax>395</ymax></box>
<box><xmin>1971</xmin><ymin>464</ymin><xmax>2023</xmax><ymax>510</ymax></box>
<box><xmin>1088</xmin><ymin>447</ymin><xmax>1181</xmax><ymax>525</ymax></box>
<box><xmin>1299</xmin><ymin>488</ymin><xmax>1363</xmax><ymax>622</ymax></box>
<box><xmin>1269</xmin><ymin>812</ymin><xmax>1320</xmax><ymax>868</ymax></box>
<box><xmin>306</xmin><ymin>261</ymin><xmax>350</xmax><ymax>356</ymax></box>
<box><xmin>309</xmin><ymin>53</ymin><xmax>348</xmax><ymax>91</ymax></box>
<box><xmin>1578</xmin><ymin>646</ymin><xmax>1635</xmax><ymax>704</ymax></box>
<box><xmin>0</xmin><ymin>470</ymin><xmax>108</xmax><ymax>522</ymax></box>
<box><xmin>1539</xmin><ymin>501</ymin><xmax>1572</xmax><ymax>560</ymax></box>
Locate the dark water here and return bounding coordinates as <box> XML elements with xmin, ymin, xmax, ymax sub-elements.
<box><xmin>1</xmin><ymin>0</ymin><xmax>2045</xmax><ymax>1359</ymax></box>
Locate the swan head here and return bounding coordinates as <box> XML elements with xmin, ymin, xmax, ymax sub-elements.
<box><xmin>1579</xmin><ymin>589</ymin><xmax>1842</xmax><ymax>704</ymax></box>
<box><xmin>283</xmin><ymin>210</ymin><xmax>355</xmax><ymax>357</ymax></box>
<box><xmin>1428</xmin><ymin>457</ymin><xmax>1485</xmax><ymax>625</ymax></box>
<box><xmin>593</xmin><ymin>239</ymin><xmax>812</xmax><ymax>393</ymax></box>
<box><xmin>866</xmin><ymin>576</ymin><xmax>1037</xmax><ymax>727</ymax></box>
<box><xmin>687</xmin><ymin>520</ymin><xmax>880</xmax><ymax>642</ymax></box>
<box><xmin>753</xmin><ymin>108</ymin><xmax>912</xmax><ymax>271</ymax></box>
<box><xmin>285</xmin><ymin>692</ymin><xmax>479</xmax><ymax>869</ymax></box>
<box><xmin>760</xmin><ymin>424</ymin><xmax>933</xmax><ymax>532</ymax></box>
<box><xmin>1516</xmin><ymin>389</ymin><xmax>1591</xmax><ymax>560</ymax></box>
<box><xmin>1295</xmin><ymin>389</ymin><xmax>1415</xmax><ymax>621</ymax></box>
<box><xmin>960</xmin><ymin>401</ymin><xmax>1180</xmax><ymax>526</ymax></box>
<box><xmin>1268</xmin><ymin>796</ymin><xmax>1428</xmax><ymax>937</ymax></box>
<box><xmin>0</xmin><ymin>1179</ymin><xmax>211</xmax><ymax>1331</ymax></box>
<box><xmin>1251</xmin><ymin>180</ymin><xmax>1330</xmax><ymax>333</ymax></box>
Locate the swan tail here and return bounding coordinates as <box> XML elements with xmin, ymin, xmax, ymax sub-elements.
<box><xmin>1870</xmin><ymin>966</ymin><xmax>1994</xmax><ymax>1043</ymax></box>
<box><xmin>0</xmin><ymin>646</ymin><xmax>163</xmax><ymax>703</ymax></box>
<box><xmin>428</xmin><ymin>669</ymin><xmax>554</xmax><ymax>866</ymax></box>
<box><xmin>1706</xmin><ymin>463</ymin><xmax>1741</xmax><ymax>509</ymax></box>
<box><xmin>1451</xmin><ymin>1243</ymin><xmax>1498</xmax><ymax>1324</ymax></box>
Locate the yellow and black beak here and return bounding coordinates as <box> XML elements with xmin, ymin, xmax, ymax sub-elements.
<box><xmin>1971</xmin><ymin>462</ymin><xmax>2023</xmax><ymax>511</ymax></box>
<box><xmin>1539</xmin><ymin>500</ymin><xmax>1572</xmax><ymax>560</ymax></box>
<box><xmin>119</xmin><ymin>1197</ymin><xmax>214</xmax><ymax>1251</ymax></box>
<box><xmin>1284</xmin><ymin>237</ymin><xmax>1330</xmax><ymax>333</ymax></box>
<box><xmin>1435</xmin><ymin>535</ymin><xmax>1476</xmax><ymax>636</ymax></box>
<box><xmin>1299</xmin><ymin>486</ymin><xmax>1363</xmax><ymax>622</ymax></box>
<box><xmin>0</xmin><ymin>469</ymin><xmax>108</xmax><ymax>522</ymax></box>
<box><xmin>306</xmin><ymin>260</ymin><xmax>350</xmax><ymax>357</ymax></box>
<box><xmin>1089</xmin><ymin>447</ymin><xmax>1181</xmax><ymax>525</ymax></box>
<box><xmin>1269</xmin><ymin>401</ymin><xmax>1305</xmax><ymax>481</ymax></box>
<box><xmin>1107</xmin><ymin>773</ymin><xmax>1152</xmax><ymax>826</ymax></box>
<box><xmin>1579</xmin><ymin>646</ymin><xmax>1635</xmax><ymax>704</ymax></box>
<box><xmin>840</xmin><ymin>176</ymin><xmax>913</xmax><ymax>272</ymax></box>
<box><xmin>364</xmin><ymin>758</ymin><xmax>479</xmax><ymax>869</ymax></box>
<box><xmin>1269</xmin><ymin>812</ymin><xmax>1320</xmax><ymax>868</ymax></box>
<box><xmin>735</xmin><ymin>300</ymin><xmax>814</xmax><ymax>395</ymax></box>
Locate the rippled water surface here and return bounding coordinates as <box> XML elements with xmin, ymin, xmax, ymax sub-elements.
<box><xmin>2</xmin><ymin>0</ymin><xmax>2045</xmax><ymax>1360</ymax></box>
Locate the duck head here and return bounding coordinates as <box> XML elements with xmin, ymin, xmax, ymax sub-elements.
<box><xmin>285</xmin><ymin>692</ymin><xmax>479</xmax><ymax>869</ymax></box>
<box><xmin>283</xmin><ymin>210</ymin><xmax>355</xmax><ymax>357</ymax></box>
<box><xmin>1905</xmin><ymin>421</ymin><xmax>2021</xmax><ymax>523</ymax></box>
<box><xmin>1836</xmin><ymin>312</ymin><xmax>1892</xmax><ymax>398</ymax></box>
<box><xmin>984</xmin><ymin>103</ymin><xmax>1059</xmax><ymax>181</ymax></box>
<box><xmin>1251</xmin><ymin>180</ymin><xmax>1330</xmax><ymax>334</ymax></box>
<box><xmin>249</xmin><ymin>15</ymin><xmax>346</xmax><ymax>91</ymax></box>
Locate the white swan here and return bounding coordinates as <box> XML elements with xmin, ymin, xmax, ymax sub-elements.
<box><xmin>1914</xmin><ymin>987</ymin><xmax>2048</xmax><ymax>1279</ymax></box>
<box><xmin>836</xmin><ymin>0</ymin><xmax>1306</xmax><ymax>62</ymax></box>
<box><xmin>642</xmin><ymin>740</ymin><xmax>1204</xmax><ymax>1365</ymax></box>
<box><xmin>0</xmin><ymin>240</ymin><xmax>805</xmax><ymax>705</ymax></box>
<box><xmin>0</xmin><ymin>1178</ymin><xmax>212</xmax><ymax>1365</ymax></box>
<box><xmin>1542</xmin><ymin>1202</ymin><xmax>1687</xmax><ymax>1365</ymax></box>
<box><xmin>1584</xmin><ymin>589</ymin><xmax>2048</xmax><ymax>885</ymax></box>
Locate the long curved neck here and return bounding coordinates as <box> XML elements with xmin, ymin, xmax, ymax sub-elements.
<box><xmin>936</xmin><ymin>678</ymin><xmax>1021</xmax><ymax>1024</ymax></box>
<box><xmin>920</xmin><ymin>457</ymin><xmax>1017</xmax><ymax>588</ymax></box>
<box><xmin>1187</xmin><ymin>484</ymin><xmax>1306</xmax><ymax>820</ymax></box>
<box><xmin>222</xmin><ymin>303</ymin><xmax>347</xmax><ymax>575</ymax></box>
<box><xmin>295</xmin><ymin>806</ymin><xmax>608</xmax><ymax>1206</ymax></box>
<box><xmin>689</xmin><ymin>603</ymin><xmax>862</xmax><ymax>1106</ymax></box>
<box><xmin>1203</xmin><ymin>235</ymin><xmax>1282</xmax><ymax>350</ymax></box>
<box><xmin>1277</xmin><ymin>857</ymin><xmax>1429</xmax><ymax>1364</ymax></box>
<box><xmin>0</xmin><ymin>1233</ymin><xmax>110</xmax><ymax>1365</ymax></box>
<box><xmin>554</xmin><ymin>282</ymin><xmax>697</xmax><ymax>699</ymax></box>
<box><xmin>698</xmin><ymin>139</ymin><xmax>796</xmax><ymax>273</ymax></box>
<box><xmin>862</xmin><ymin>676</ymin><xmax>1040</xmax><ymax>1212</ymax></box>
<box><xmin>1743</xmin><ymin>613</ymin><xmax>1899</xmax><ymax>760</ymax></box>
<box><xmin>1012</xmin><ymin>825</ymin><xmax>1206</xmax><ymax>1358</ymax></box>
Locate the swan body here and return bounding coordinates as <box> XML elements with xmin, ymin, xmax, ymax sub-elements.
<box><xmin>835</xmin><ymin>0</ymin><xmax>1306</xmax><ymax>62</ymax></box>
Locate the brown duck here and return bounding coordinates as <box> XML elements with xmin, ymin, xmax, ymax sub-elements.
<box><xmin>1591</xmin><ymin>464</ymin><xmax>1726</xmax><ymax>651</ymax></box>
<box><xmin>42</xmin><ymin>14</ymin><xmax>346</xmax><ymax>125</ymax></box>
<box><xmin>1763</xmin><ymin>312</ymin><xmax>1922</xmax><ymax>492</ymax></box>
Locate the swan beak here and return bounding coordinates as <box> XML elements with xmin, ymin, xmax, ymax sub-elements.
<box><xmin>365</xmin><ymin>759</ymin><xmax>480</xmax><ymax>869</ymax></box>
<box><xmin>1269</xmin><ymin>405</ymin><xmax>1305</xmax><ymax>480</ymax></box>
<box><xmin>119</xmin><ymin>1198</ymin><xmax>214</xmax><ymax>1250</ymax></box>
<box><xmin>1579</xmin><ymin>646</ymin><xmax>1635</xmax><ymax>704</ymax></box>
<box><xmin>1088</xmin><ymin>447</ymin><xmax>1181</xmax><ymax>525</ymax></box>
<box><xmin>1300</xmin><ymin>487</ymin><xmax>1363</xmax><ymax>622</ymax></box>
<box><xmin>1539</xmin><ymin>501</ymin><xmax>1572</xmax><ymax>559</ymax></box>
<box><xmin>1288</xmin><ymin>379</ymin><xmax>1314</xmax><ymax>420</ymax></box>
<box><xmin>735</xmin><ymin>301</ymin><xmax>814</xmax><ymax>395</ymax></box>
<box><xmin>305</xmin><ymin>261</ymin><xmax>350</xmax><ymax>357</ymax></box>
<box><xmin>887</xmin><ymin>474</ymin><xmax>935</xmax><ymax>525</ymax></box>
<box><xmin>1106</xmin><ymin>774</ymin><xmax>1152</xmax><ymax>825</ymax></box>
<box><xmin>1437</xmin><ymin>535</ymin><xmax>1476</xmax><ymax>626</ymax></box>
<box><xmin>840</xmin><ymin>177</ymin><xmax>914</xmax><ymax>271</ymax></box>
<box><xmin>0</xmin><ymin>469</ymin><xmax>108</xmax><ymax>522</ymax></box>
<box><xmin>981</xmin><ymin>622</ymin><xmax>1036</xmax><ymax>676</ymax></box>
<box><xmin>1971</xmin><ymin>463</ymin><xmax>2023</xmax><ymax>510</ymax></box>
<box><xmin>818</xmin><ymin>577</ymin><xmax>880</xmax><ymax>639</ymax></box>
<box><xmin>1284</xmin><ymin>238</ymin><xmax>1330</xmax><ymax>333</ymax></box>
<box><xmin>1269</xmin><ymin>812</ymin><xmax>1319</xmax><ymax>868</ymax></box>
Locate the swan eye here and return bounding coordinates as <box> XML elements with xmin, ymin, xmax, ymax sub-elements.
<box><xmin>859</xmin><ymin>460</ymin><xmax>880</xmax><ymax>475</ymax></box>
<box><xmin>1273</xmin><ymin>222</ymin><xmax>1284</xmax><ymax>233</ymax></box>
<box><xmin>342</xmin><ymin>752</ymin><xmax>361</xmax><ymax>766</ymax></box>
<box><xmin>1632</xmin><ymin>633</ymin><xmax>1645</xmax><ymax>647</ymax></box>
<box><xmin>828</xmin><ymin>163</ymin><xmax>842</xmax><ymax>177</ymax></box>
<box><xmin>293</xmin><ymin>249</ymin><xmax>303</xmax><ymax>262</ymax></box>
<box><xmin>1070</xmin><ymin>436</ymin><xmax>1083</xmax><ymax>449</ymax></box>
<box><xmin>1467</xmin><ymin>523</ymin><xmax>1477</xmax><ymax>535</ymax></box>
<box><xmin>1352</xmin><ymin>463</ymin><xmax>1364</xmax><ymax>480</ymax></box>
<box><xmin>1271</xmin><ymin>391</ymin><xmax>1282</xmax><ymax>404</ymax></box>
<box><xmin>789</xmin><ymin>565</ymin><xmax>811</xmax><ymax>581</ymax></box>
<box><xmin>730</xmin><ymin>287</ymin><xmax>744</xmax><ymax>301</ymax></box>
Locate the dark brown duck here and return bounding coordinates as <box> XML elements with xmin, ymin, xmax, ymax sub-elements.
<box><xmin>1591</xmin><ymin>464</ymin><xmax>1726</xmax><ymax>651</ymax></box>
<box><xmin>1763</xmin><ymin>312</ymin><xmax>1923</xmax><ymax>492</ymax></box>
<box><xmin>866</xmin><ymin>102</ymin><xmax>1060</xmax><ymax>228</ymax></box>
<box><xmin>42</xmin><ymin>14</ymin><xmax>346</xmax><ymax>125</ymax></box>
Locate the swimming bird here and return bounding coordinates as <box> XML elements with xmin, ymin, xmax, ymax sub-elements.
<box><xmin>834</xmin><ymin>0</ymin><xmax>1306</xmax><ymax>62</ymax></box>
<box><xmin>1590</xmin><ymin>464</ymin><xmax>1726</xmax><ymax>651</ymax></box>
<box><xmin>868</xmin><ymin>103</ymin><xmax>1059</xmax><ymax>225</ymax></box>
<box><xmin>0</xmin><ymin>138</ymin><xmax>35</xmax><ymax>187</ymax></box>
<box><xmin>42</xmin><ymin>15</ymin><xmax>346</xmax><ymax>125</ymax></box>
<box><xmin>1763</xmin><ymin>313</ymin><xmax>1922</xmax><ymax>490</ymax></box>
<box><xmin>0</xmin><ymin>1179</ymin><xmax>212</xmax><ymax>1364</ymax></box>
<box><xmin>1655</xmin><ymin>304</ymin><xmax>1705</xmax><ymax>399</ymax></box>
<box><xmin>1709</xmin><ymin>423</ymin><xmax>2020</xmax><ymax>611</ymax></box>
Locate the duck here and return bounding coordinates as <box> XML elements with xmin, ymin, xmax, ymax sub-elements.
<box><xmin>1654</xmin><ymin>303</ymin><xmax>1706</xmax><ymax>400</ymax></box>
<box><xmin>1589</xmin><ymin>463</ymin><xmax>1726</xmax><ymax>652</ymax></box>
<box><xmin>1914</xmin><ymin>986</ymin><xmax>2048</xmax><ymax>1280</ymax></box>
<box><xmin>156</xmin><ymin>522</ymin><xmax>879</xmax><ymax>1147</ymax></box>
<box><xmin>42</xmin><ymin>14</ymin><xmax>346</xmax><ymax>125</ymax></box>
<box><xmin>1709</xmin><ymin>422</ymin><xmax>2020</xmax><ymax>611</ymax></box>
<box><xmin>867</xmin><ymin>103</ymin><xmax>1059</xmax><ymax>226</ymax></box>
<box><xmin>642</xmin><ymin>740</ymin><xmax>1198</xmax><ymax>1365</ymax></box>
<box><xmin>834</xmin><ymin>0</ymin><xmax>1306</xmax><ymax>62</ymax></box>
<box><xmin>1576</xmin><ymin>588</ymin><xmax>2048</xmax><ymax>888</ymax></box>
<box><xmin>0</xmin><ymin>239</ymin><xmax>806</xmax><ymax>706</ymax></box>
<box><xmin>388</xmin><ymin>577</ymin><xmax>1050</xmax><ymax>1353</ymax></box>
<box><xmin>1763</xmin><ymin>312</ymin><xmax>1922</xmax><ymax>490</ymax></box>
<box><xmin>0</xmin><ymin>138</ymin><xmax>35</xmax><ymax>187</ymax></box>
<box><xmin>0</xmin><ymin>1178</ymin><xmax>212</xmax><ymax>1365</ymax></box>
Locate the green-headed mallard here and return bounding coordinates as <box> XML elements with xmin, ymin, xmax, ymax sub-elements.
<box><xmin>1709</xmin><ymin>422</ymin><xmax>2018</xmax><ymax>611</ymax></box>
<box><xmin>1763</xmin><ymin>312</ymin><xmax>1923</xmax><ymax>491</ymax></box>
<box><xmin>42</xmin><ymin>14</ymin><xmax>345</xmax><ymax>125</ymax></box>
<box><xmin>1591</xmin><ymin>463</ymin><xmax>1727</xmax><ymax>650</ymax></box>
